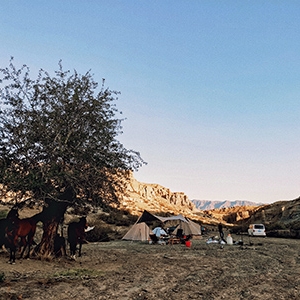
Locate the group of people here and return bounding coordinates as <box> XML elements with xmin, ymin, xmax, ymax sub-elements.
<box><xmin>151</xmin><ymin>223</ymin><xmax>192</xmax><ymax>245</ymax></box>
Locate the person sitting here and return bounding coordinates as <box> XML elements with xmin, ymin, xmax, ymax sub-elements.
<box><xmin>153</xmin><ymin>226</ymin><xmax>167</xmax><ymax>238</ymax></box>
<box><xmin>152</xmin><ymin>225</ymin><xmax>168</xmax><ymax>244</ymax></box>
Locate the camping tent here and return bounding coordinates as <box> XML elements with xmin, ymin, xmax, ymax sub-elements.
<box><xmin>135</xmin><ymin>210</ymin><xmax>187</xmax><ymax>224</ymax></box>
<box><xmin>122</xmin><ymin>222</ymin><xmax>153</xmax><ymax>241</ymax></box>
<box><xmin>122</xmin><ymin>210</ymin><xmax>201</xmax><ymax>241</ymax></box>
<box><xmin>172</xmin><ymin>218</ymin><xmax>201</xmax><ymax>236</ymax></box>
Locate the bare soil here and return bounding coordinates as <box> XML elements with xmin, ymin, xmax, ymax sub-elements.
<box><xmin>0</xmin><ymin>234</ymin><xmax>300</xmax><ymax>300</ymax></box>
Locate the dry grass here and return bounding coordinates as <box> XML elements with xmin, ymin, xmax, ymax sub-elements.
<box><xmin>0</xmin><ymin>235</ymin><xmax>300</xmax><ymax>299</ymax></box>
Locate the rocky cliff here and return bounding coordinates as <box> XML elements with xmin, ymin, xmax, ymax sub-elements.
<box><xmin>118</xmin><ymin>172</ymin><xmax>199</xmax><ymax>217</ymax></box>
<box><xmin>3</xmin><ymin>171</ymin><xmax>300</xmax><ymax>231</ymax></box>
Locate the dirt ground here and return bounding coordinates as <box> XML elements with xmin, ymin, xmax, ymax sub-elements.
<box><xmin>0</xmin><ymin>234</ymin><xmax>300</xmax><ymax>300</ymax></box>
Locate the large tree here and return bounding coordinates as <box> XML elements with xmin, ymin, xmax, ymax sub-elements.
<box><xmin>0</xmin><ymin>58</ymin><xmax>145</xmax><ymax>256</ymax></box>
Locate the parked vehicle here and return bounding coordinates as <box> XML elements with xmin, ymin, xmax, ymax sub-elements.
<box><xmin>248</xmin><ymin>224</ymin><xmax>266</xmax><ymax>237</ymax></box>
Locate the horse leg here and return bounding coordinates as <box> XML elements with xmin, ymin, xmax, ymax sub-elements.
<box><xmin>9</xmin><ymin>248</ymin><xmax>15</xmax><ymax>264</ymax></box>
<box><xmin>78</xmin><ymin>242</ymin><xmax>82</xmax><ymax>257</ymax></box>
<box><xmin>8</xmin><ymin>241</ymin><xmax>16</xmax><ymax>264</ymax></box>
<box><xmin>19</xmin><ymin>237</ymin><xmax>27</xmax><ymax>258</ymax></box>
<box><xmin>69</xmin><ymin>242</ymin><xmax>76</xmax><ymax>259</ymax></box>
<box><xmin>24</xmin><ymin>233</ymin><xmax>34</xmax><ymax>259</ymax></box>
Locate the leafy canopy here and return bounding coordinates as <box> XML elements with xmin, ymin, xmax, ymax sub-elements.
<box><xmin>0</xmin><ymin>58</ymin><xmax>145</xmax><ymax>205</ymax></box>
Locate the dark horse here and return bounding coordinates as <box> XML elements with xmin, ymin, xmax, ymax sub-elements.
<box><xmin>6</xmin><ymin>207</ymin><xmax>40</xmax><ymax>263</ymax></box>
<box><xmin>0</xmin><ymin>218</ymin><xmax>9</xmax><ymax>252</ymax></box>
<box><xmin>67</xmin><ymin>216</ymin><xmax>88</xmax><ymax>259</ymax></box>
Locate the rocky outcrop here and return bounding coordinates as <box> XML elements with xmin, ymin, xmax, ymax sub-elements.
<box><xmin>118</xmin><ymin>173</ymin><xmax>199</xmax><ymax>218</ymax></box>
<box><xmin>244</xmin><ymin>198</ymin><xmax>300</xmax><ymax>229</ymax></box>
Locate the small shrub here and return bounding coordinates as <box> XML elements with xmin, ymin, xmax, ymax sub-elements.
<box><xmin>266</xmin><ymin>222</ymin><xmax>287</xmax><ymax>231</ymax></box>
<box><xmin>0</xmin><ymin>272</ymin><xmax>5</xmax><ymax>283</ymax></box>
<box><xmin>86</xmin><ymin>221</ymin><xmax>112</xmax><ymax>242</ymax></box>
<box><xmin>230</xmin><ymin>225</ymin><xmax>248</xmax><ymax>234</ymax></box>
<box><xmin>100</xmin><ymin>211</ymin><xmax>137</xmax><ymax>226</ymax></box>
<box><xmin>290</xmin><ymin>221</ymin><xmax>300</xmax><ymax>231</ymax></box>
<box><xmin>0</xmin><ymin>210</ymin><xmax>8</xmax><ymax>219</ymax></box>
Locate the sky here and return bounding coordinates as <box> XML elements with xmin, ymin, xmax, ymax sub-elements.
<box><xmin>1</xmin><ymin>1</ymin><xmax>300</xmax><ymax>203</ymax></box>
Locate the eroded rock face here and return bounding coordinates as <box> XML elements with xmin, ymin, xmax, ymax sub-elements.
<box><xmin>119</xmin><ymin>173</ymin><xmax>197</xmax><ymax>217</ymax></box>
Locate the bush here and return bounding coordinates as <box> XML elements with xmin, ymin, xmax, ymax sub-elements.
<box><xmin>100</xmin><ymin>211</ymin><xmax>137</xmax><ymax>226</ymax></box>
<box><xmin>0</xmin><ymin>272</ymin><xmax>5</xmax><ymax>283</ymax></box>
<box><xmin>266</xmin><ymin>222</ymin><xmax>287</xmax><ymax>231</ymax></box>
<box><xmin>86</xmin><ymin>220</ymin><xmax>113</xmax><ymax>242</ymax></box>
<box><xmin>0</xmin><ymin>210</ymin><xmax>8</xmax><ymax>219</ymax></box>
<box><xmin>230</xmin><ymin>225</ymin><xmax>248</xmax><ymax>234</ymax></box>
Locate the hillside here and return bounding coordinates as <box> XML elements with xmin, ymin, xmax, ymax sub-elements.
<box><xmin>116</xmin><ymin>172</ymin><xmax>222</xmax><ymax>224</ymax></box>
<box><xmin>192</xmin><ymin>199</ymin><xmax>264</xmax><ymax>210</ymax></box>
<box><xmin>2</xmin><ymin>173</ymin><xmax>300</xmax><ymax>234</ymax></box>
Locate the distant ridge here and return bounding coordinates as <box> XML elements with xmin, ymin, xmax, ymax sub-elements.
<box><xmin>191</xmin><ymin>200</ymin><xmax>264</xmax><ymax>210</ymax></box>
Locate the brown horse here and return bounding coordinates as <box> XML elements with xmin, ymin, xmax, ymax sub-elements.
<box><xmin>6</xmin><ymin>207</ymin><xmax>40</xmax><ymax>263</ymax></box>
<box><xmin>67</xmin><ymin>216</ymin><xmax>88</xmax><ymax>259</ymax></box>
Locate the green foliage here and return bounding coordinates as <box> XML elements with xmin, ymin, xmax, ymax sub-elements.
<box><xmin>0</xmin><ymin>272</ymin><xmax>5</xmax><ymax>283</ymax></box>
<box><xmin>291</xmin><ymin>221</ymin><xmax>300</xmax><ymax>231</ymax></box>
<box><xmin>0</xmin><ymin>210</ymin><xmax>8</xmax><ymax>219</ymax></box>
<box><xmin>100</xmin><ymin>210</ymin><xmax>138</xmax><ymax>226</ymax></box>
<box><xmin>230</xmin><ymin>225</ymin><xmax>248</xmax><ymax>234</ymax></box>
<box><xmin>86</xmin><ymin>222</ymin><xmax>112</xmax><ymax>242</ymax></box>
<box><xmin>266</xmin><ymin>222</ymin><xmax>287</xmax><ymax>231</ymax></box>
<box><xmin>0</xmin><ymin>58</ymin><xmax>145</xmax><ymax>205</ymax></box>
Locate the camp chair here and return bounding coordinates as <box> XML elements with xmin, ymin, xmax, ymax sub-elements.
<box><xmin>176</xmin><ymin>229</ymin><xmax>191</xmax><ymax>244</ymax></box>
<box><xmin>176</xmin><ymin>229</ymin><xmax>184</xmax><ymax>238</ymax></box>
<box><xmin>149</xmin><ymin>234</ymin><xmax>159</xmax><ymax>244</ymax></box>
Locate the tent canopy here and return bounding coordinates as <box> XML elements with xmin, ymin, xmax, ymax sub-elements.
<box><xmin>136</xmin><ymin>210</ymin><xmax>188</xmax><ymax>224</ymax></box>
<box><xmin>122</xmin><ymin>210</ymin><xmax>201</xmax><ymax>241</ymax></box>
<box><xmin>172</xmin><ymin>218</ymin><xmax>201</xmax><ymax>236</ymax></box>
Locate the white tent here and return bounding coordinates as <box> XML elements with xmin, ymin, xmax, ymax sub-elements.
<box><xmin>122</xmin><ymin>222</ymin><xmax>153</xmax><ymax>241</ymax></box>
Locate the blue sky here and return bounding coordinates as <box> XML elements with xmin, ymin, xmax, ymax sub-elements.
<box><xmin>1</xmin><ymin>1</ymin><xmax>300</xmax><ymax>203</ymax></box>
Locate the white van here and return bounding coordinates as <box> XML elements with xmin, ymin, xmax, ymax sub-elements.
<box><xmin>248</xmin><ymin>224</ymin><xmax>266</xmax><ymax>237</ymax></box>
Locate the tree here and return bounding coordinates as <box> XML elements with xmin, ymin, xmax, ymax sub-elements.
<box><xmin>0</xmin><ymin>58</ymin><xmax>145</xmax><ymax>256</ymax></box>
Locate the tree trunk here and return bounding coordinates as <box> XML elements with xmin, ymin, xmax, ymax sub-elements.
<box><xmin>38</xmin><ymin>218</ymin><xmax>59</xmax><ymax>257</ymax></box>
<box><xmin>35</xmin><ymin>199</ymin><xmax>68</xmax><ymax>258</ymax></box>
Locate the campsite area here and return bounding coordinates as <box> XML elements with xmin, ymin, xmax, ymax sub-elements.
<box><xmin>0</xmin><ymin>234</ymin><xmax>300</xmax><ymax>300</ymax></box>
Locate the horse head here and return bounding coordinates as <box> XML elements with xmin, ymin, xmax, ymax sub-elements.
<box><xmin>6</xmin><ymin>207</ymin><xmax>19</xmax><ymax>221</ymax></box>
<box><xmin>79</xmin><ymin>216</ymin><xmax>88</xmax><ymax>229</ymax></box>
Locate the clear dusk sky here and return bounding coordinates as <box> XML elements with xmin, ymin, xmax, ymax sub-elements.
<box><xmin>1</xmin><ymin>1</ymin><xmax>300</xmax><ymax>203</ymax></box>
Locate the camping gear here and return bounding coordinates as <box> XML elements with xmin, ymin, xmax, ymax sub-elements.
<box><xmin>153</xmin><ymin>227</ymin><xmax>167</xmax><ymax>237</ymax></box>
<box><xmin>167</xmin><ymin>218</ymin><xmax>201</xmax><ymax>237</ymax></box>
<box><xmin>122</xmin><ymin>210</ymin><xmax>201</xmax><ymax>241</ymax></box>
<box><xmin>185</xmin><ymin>240</ymin><xmax>192</xmax><ymax>248</ymax></box>
<box><xmin>226</xmin><ymin>234</ymin><xmax>233</xmax><ymax>245</ymax></box>
<box><xmin>122</xmin><ymin>222</ymin><xmax>153</xmax><ymax>241</ymax></box>
<box><xmin>149</xmin><ymin>234</ymin><xmax>159</xmax><ymax>244</ymax></box>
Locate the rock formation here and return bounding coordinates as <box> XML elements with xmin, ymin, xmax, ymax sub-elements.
<box><xmin>118</xmin><ymin>172</ymin><xmax>199</xmax><ymax>218</ymax></box>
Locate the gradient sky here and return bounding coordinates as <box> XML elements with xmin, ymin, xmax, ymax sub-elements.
<box><xmin>1</xmin><ymin>1</ymin><xmax>300</xmax><ymax>203</ymax></box>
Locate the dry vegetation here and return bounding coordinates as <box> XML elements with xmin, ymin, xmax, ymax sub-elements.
<box><xmin>1</xmin><ymin>200</ymin><xmax>300</xmax><ymax>300</ymax></box>
<box><xmin>0</xmin><ymin>234</ymin><xmax>300</xmax><ymax>300</ymax></box>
